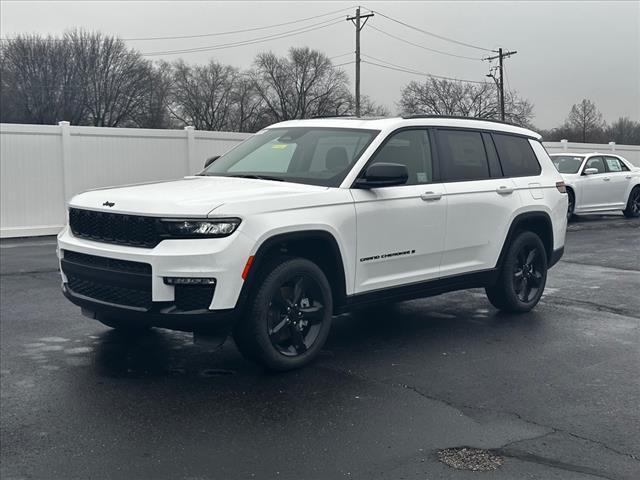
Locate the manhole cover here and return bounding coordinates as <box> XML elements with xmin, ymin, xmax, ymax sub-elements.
<box><xmin>437</xmin><ymin>447</ymin><xmax>504</xmax><ymax>471</ymax></box>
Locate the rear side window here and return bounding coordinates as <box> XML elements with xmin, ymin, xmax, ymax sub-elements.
<box><xmin>437</xmin><ymin>129</ymin><xmax>490</xmax><ymax>182</ymax></box>
<box><xmin>492</xmin><ymin>133</ymin><xmax>541</xmax><ymax>177</ymax></box>
<box><xmin>604</xmin><ymin>156</ymin><xmax>629</xmax><ymax>172</ymax></box>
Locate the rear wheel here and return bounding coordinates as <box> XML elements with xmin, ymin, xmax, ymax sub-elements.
<box><xmin>623</xmin><ymin>186</ymin><xmax>640</xmax><ymax>218</ymax></box>
<box><xmin>485</xmin><ymin>231</ymin><xmax>548</xmax><ymax>313</ymax></box>
<box><xmin>233</xmin><ymin>257</ymin><xmax>332</xmax><ymax>371</ymax></box>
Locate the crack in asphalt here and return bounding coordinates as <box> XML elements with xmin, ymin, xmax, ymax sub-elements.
<box><xmin>541</xmin><ymin>295</ymin><xmax>640</xmax><ymax>319</ymax></box>
<box><xmin>558</xmin><ymin>259</ymin><xmax>640</xmax><ymax>273</ymax></box>
<box><xmin>397</xmin><ymin>382</ymin><xmax>639</xmax><ymax>462</ymax></box>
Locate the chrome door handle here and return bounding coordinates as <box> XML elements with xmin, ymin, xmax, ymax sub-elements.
<box><xmin>420</xmin><ymin>192</ymin><xmax>442</xmax><ymax>201</ymax></box>
<box><xmin>603</xmin><ymin>177</ymin><xmax>610</xmax><ymax>181</ymax></box>
<box><xmin>496</xmin><ymin>186</ymin><xmax>514</xmax><ymax>194</ymax></box>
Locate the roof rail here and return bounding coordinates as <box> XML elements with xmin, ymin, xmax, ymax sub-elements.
<box><xmin>401</xmin><ymin>114</ymin><xmax>523</xmax><ymax>128</ymax></box>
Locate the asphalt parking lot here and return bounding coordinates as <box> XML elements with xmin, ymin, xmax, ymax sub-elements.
<box><xmin>1</xmin><ymin>215</ymin><xmax>639</xmax><ymax>480</ymax></box>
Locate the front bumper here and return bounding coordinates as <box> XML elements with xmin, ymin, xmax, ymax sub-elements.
<box><xmin>62</xmin><ymin>284</ymin><xmax>237</xmax><ymax>334</ymax></box>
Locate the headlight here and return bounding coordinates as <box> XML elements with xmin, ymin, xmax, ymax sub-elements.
<box><xmin>160</xmin><ymin>218</ymin><xmax>241</xmax><ymax>238</ymax></box>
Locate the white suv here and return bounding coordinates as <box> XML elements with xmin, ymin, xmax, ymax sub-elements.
<box><xmin>58</xmin><ymin>117</ymin><xmax>568</xmax><ymax>370</ymax></box>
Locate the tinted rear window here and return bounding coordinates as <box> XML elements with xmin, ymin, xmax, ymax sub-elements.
<box><xmin>492</xmin><ymin>134</ymin><xmax>541</xmax><ymax>177</ymax></box>
<box><xmin>437</xmin><ymin>129</ymin><xmax>490</xmax><ymax>182</ymax></box>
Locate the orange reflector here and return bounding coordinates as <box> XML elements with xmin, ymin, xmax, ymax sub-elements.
<box><xmin>242</xmin><ymin>255</ymin><xmax>255</xmax><ymax>280</ymax></box>
<box><xmin>556</xmin><ymin>181</ymin><xmax>567</xmax><ymax>193</ymax></box>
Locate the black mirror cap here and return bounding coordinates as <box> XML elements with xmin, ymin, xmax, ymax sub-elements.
<box><xmin>355</xmin><ymin>162</ymin><xmax>409</xmax><ymax>188</ymax></box>
<box><xmin>204</xmin><ymin>156</ymin><xmax>220</xmax><ymax>168</ymax></box>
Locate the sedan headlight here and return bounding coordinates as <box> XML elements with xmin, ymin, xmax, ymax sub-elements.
<box><xmin>160</xmin><ymin>218</ymin><xmax>241</xmax><ymax>238</ymax></box>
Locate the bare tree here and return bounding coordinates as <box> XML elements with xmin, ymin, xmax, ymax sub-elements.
<box><xmin>606</xmin><ymin>117</ymin><xmax>640</xmax><ymax>145</ymax></box>
<box><xmin>398</xmin><ymin>77</ymin><xmax>534</xmax><ymax>127</ymax></box>
<box><xmin>252</xmin><ymin>47</ymin><xmax>350</xmax><ymax>121</ymax></box>
<box><xmin>168</xmin><ymin>59</ymin><xmax>237</xmax><ymax>130</ymax></box>
<box><xmin>131</xmin><ymin>61</ymin><xmax>176</xmax><ymax>129</ymax></box>
<box><xmin>228</xmin><ymin>74</ymin><xmax>269</xmax><ymax>132</ymax></box>
<box><xmin>0</xmin><ymin>34</ymin><xmax>87</xmax><ymax>124</ymax></box>
<box><xmin>566</xmin><ymin>98</ymin><xmax>605</xmax><ymax>143</ymax></box>
<box><xmin>67</xmin><ymin>31</ymin><xmax>153</xmax><ymax>127</ymax></box>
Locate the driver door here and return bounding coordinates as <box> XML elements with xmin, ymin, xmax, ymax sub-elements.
<box><xmin>580</xmin><ymin>156</ymin><xmax>610</xmax><ymax>209</ymax></box>
<box><xmin>351</xmin><ymin>129</ymin><xmax>446</xmax><ymax>293</ymax></box>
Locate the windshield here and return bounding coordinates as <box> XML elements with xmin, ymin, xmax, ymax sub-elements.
<box><xmin>200</xmin><ymin>127</ymin><xmax>379</xmax><ymax>187</ymax></box>
<box><xmin>551</xmin><ymin>155</ymin><xmax>585</xmax><ymax>174</ymax></box>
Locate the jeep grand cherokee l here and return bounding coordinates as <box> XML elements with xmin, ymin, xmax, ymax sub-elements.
<box><xmin>58</xmin><ymin>116</ymin><xmax>567</xmax><ymax>370</ymax></box>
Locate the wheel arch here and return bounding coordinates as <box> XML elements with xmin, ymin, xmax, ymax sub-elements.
<box><xmin>495</xmin><ymin>211</ymin><xmax>554</xmax><ymax>270</ymax></box>
<box><xmin>237</xmin><ymin>230</ymin><xmax>348</xmax><ymax>313</ymax></box>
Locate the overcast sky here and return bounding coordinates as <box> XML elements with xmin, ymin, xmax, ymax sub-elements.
<box><xmin>1</xmin><ymin>0</ymin><xmax>638</xmax><ymax>129</ymax></box>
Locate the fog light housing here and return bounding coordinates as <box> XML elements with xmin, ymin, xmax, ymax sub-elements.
<box><xmin>164</xmin><ymin>277</ymin><xmax>217</xmax><ymax>285</ymax></box>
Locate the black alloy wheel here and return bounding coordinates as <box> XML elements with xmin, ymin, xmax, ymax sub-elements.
<box><xmin>267</xmin><ymin>275</ymin><xmax>326</xmax><ymax>356</ymax></box>
<box><xmin>623</xmin><ymin>187</ymin><xmax>640</xmax><ymax>218</ymax></box>
<box><xmin>485</xmin><ymin>230</ymin><xmax>548</xmax><ymax>313</ymax></box>
<box><xmin>233</xmin><ymin>257</ymin><xmax>333</xmax><ymax>371</ymax></box>
<box><xmin>512</xmin><ymin>244</ymin><xmax>545</xmax><ymax>303</ymax></box>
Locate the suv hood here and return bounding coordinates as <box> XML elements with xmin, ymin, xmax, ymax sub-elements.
<box><xmin>69</xmin><ymin>176</ymin><xmax>328</xmax><ymax>217</ymax></box>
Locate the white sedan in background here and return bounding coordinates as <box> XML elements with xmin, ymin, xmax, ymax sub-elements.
<box><xmin>549</xmin><ymin>152</ymin><xmax>640</xmax><ymax>219</ymax></box>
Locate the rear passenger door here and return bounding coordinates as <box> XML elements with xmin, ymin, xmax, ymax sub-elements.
<box><xmin>436</xmin><ymin>129</ymin><xmax>521</xmax><ymax>277</ymax></box>
<box><xmin>603</xmin><ymin>156</ymin><xmax>631</xmax><ymax>206</ymax></box>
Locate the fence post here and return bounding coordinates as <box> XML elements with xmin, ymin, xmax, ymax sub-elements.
<box><xmin>608</xmin><ymin>141</ymin><xmax>616</xmax><ymax>152</ymax></box>
<box><xmin>560</xmin><ymin>139</ymin><xmax>568</xmax><ymax>151</ymax></box>
<box><xmin>59</xmin><ymin>121</ymin><xmax>72</xmax><ymax>204</ymax></box>
<box><xmin>185</xmin><ymin>126</ymin><xmax>196</xmax><ymax>175</ymax></box>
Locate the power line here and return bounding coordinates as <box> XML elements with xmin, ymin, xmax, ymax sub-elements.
<box><xmin>123</xmin><ymin>6</ymin><xmax>355</xmax><ymax>41</ymax></box>
<box><xmin>365</xmin><ymin>7</ymin><xmax>494</xmax><ymax>53</ymax></box>
<box><xmin>362</xmin><ymin>56</ymin><xmax>488</xmax><ymax>85</ymax></box>
<box><xmin>329</xmin><ymin>52</ymin><xmax>353</xmax><ymax>60</ymax></box>
<box><xmin>141</xmin><ymin>18</ymin><xmax>344</xmax><ymax>56</ymax></box>
<box><xmin>368</xmin><ymin>24</ymin><xmax>483</xmax><ymax>61</ymax></box>
<box><xmin>334</xmin><ymin>61</ymin><xmax>355</xmax><ymax>68</ymax></box>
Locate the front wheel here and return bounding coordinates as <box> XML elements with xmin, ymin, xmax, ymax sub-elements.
<box><xmin>623</xmin><ymin>186</ymin><xmax>640</xmax><ymax>218</ymax></box>
<box><xmin>485</xmin><ymin>231</ymin><xmax>548</xmax><ymax>313</ymax></box>
<box><xmin>233</xmin><ymin>257</ymin><xmax>333</xmax><ymax>371</ymax></box>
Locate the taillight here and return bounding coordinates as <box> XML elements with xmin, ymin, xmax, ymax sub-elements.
<box><xmin>556</xmin><ymin>181</ymin><xmax>567</xmax><ymax>193</ymax></box>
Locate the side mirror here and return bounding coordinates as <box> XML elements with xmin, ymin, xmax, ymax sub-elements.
<box><xmin>583</xmin><ymin>167</ymin><xmax>599</xmax><ymax>175</ymax></box>
<box><xmin>204</xmin><ymin>156</ymin><xmax>220</xmax><ymax>168</ymax></box>
<box><xmin>354</xmin><ymin>162</ymin><xmax>408</xmax><ymax>189</ymax></box>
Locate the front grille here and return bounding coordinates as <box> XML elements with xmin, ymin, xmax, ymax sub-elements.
<box><xmin>175</xmin><ymin>285</ymin><xmax>215</xmax><ymax>311</ymax></box>
<box><xmin>63</xmin><ymin>250</ymin><xmax>151</xmax><ymax>275</ymax></box>
<box><xmin>69</xmin><ymin>208</ymin><xmax>160</xmax><ymax>248</ymax></box>
<box><xmin>66</xmin><ymin>274</ymin><xmax>152</xmax><ymax>309</ymax></box>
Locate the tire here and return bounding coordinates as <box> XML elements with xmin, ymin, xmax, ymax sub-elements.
<box><xmin>566</xmin><ymin>188</ymin><xmax>575</xmax><ymax>221</ymax></box>
<box><xmin>233</xmin><ymin>257</ymin><xmax>333</xmax><ymax>371</ymax></box>
<box><xmin>96</xmin><ymin>314</ymin><xmax>151</xmax><ymax>333</ymax></box>
<box><xmin>623</xmin><ymin>186</ymin><xmax>640</xmax><ymax>218</ymax></box>
<box><xmin>485</xmin><ymin>231</ymin><xmax>548</xmax><ymax>313</ymax></box>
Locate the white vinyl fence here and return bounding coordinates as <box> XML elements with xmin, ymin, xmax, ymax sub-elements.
<box><xmin>1</xmin><ymin>122</ymin><xmax>639</xmax><ymax>238</ymax></box>
<box><xmin>0</xmin><ymin>122</ymin><xmax>250</xmax><ymax>238</ymax></box>
<box><xmin>544</xmin><ymin>140</ymin><xmax>640</xmax><ymax>166</ymax></box>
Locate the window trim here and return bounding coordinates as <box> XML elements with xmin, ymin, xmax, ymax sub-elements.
<box><xmin>490</xmin><ymin>132</ymin><xmax>542</xmax><ymax>178</ymax></box>
<box><xmin>350</xmin><ymin>126</ymin><xmax>440</xmax><ymax>188</ymax></box>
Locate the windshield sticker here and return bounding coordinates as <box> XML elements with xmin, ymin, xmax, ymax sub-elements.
<box><xmin>271</xmin><ymin>144</ymin><xmax>288</xmax><ymax>149</ymax></box>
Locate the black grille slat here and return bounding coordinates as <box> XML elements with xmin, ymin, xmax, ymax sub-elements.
<box><xmin>63</xmin><ymin>250</ymin><xmax>151</xmax><ymax>275</ymax></box>
<box><xmin>66</xmin><ymin>274</ymin><xmax>152</xmax><ymax>309</ymax></box>
<box><xmin>175</xmin><ymin>285</ymin><xmax>215</xmax><ymax>311</ymax></box>
<box><xmin>69</xmin><ymin>208</ymin><xmax>160</xmax><ymax>248</ymax></box>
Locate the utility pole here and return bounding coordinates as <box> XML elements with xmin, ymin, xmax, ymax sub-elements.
<box><xmin>483</xmin><ymin>48</ymin><xmax>517</xmax><ymax>121</ymax></box>
<box><xmin>347</xmin><ymin>7</ymin><xmax>374</xmax><ymax>117</ymax></box>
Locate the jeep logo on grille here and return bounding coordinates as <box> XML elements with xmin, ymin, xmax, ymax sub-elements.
<box><xmin>102</xmin><ymin>201</ymin><xmax>115</xmax><ymax>207</ymax></box>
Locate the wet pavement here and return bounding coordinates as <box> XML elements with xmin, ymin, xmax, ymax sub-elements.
<box><xmin>1</xmin><ymin>214</ymin><xmax>639</xmax><ymax>479</ymax></box>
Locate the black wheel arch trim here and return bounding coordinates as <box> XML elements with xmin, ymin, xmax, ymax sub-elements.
<box><xmin>495</xmin><ymin>211</ymin><xmax>556</xmax><ymax>270</ymax></box>
<box><xmin>236</xmin><ymin>230</ymin><xmax>348</xmax><ymax>313</ymax></box>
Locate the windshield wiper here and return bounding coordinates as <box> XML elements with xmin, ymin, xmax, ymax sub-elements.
<box><xmin>226</xmin><ymin>174</ymin><xmax>285</xmax><ymax>182</ymax></box>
